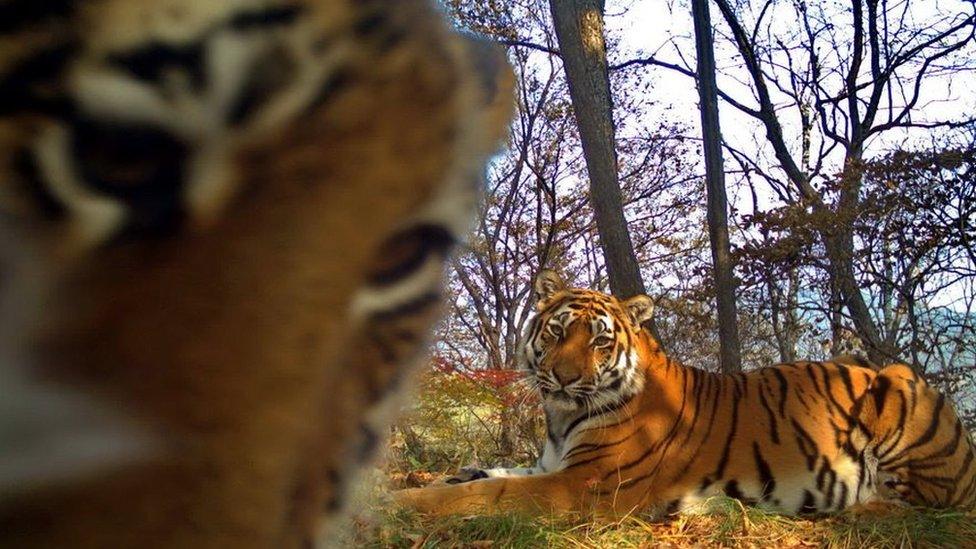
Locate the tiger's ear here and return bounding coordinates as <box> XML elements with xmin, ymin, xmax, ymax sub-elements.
<box><xmin>623</xmin><ymin>295</ymin><xmax>654</xmax><ymax>326</ymax></box>
<box><xmin>534</xmin><ymin>269</ymin><xmax>566</xmax><ymax>306</ymax></box>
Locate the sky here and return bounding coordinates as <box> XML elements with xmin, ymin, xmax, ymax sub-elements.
<box><xmin>608</xmin><ymin>0</ymin><xmax>976</xmax><ymax>157</ymax></box>
<box><xmin>600</xmin><ymin>0</ymin><xmax>976</xmax><ymax>309</ymax></box>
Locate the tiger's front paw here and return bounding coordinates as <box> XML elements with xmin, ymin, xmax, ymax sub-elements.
<box><xmin>391</xmin><ymin>487</ymin><xmax>430</xmax><ymax>512</ymax></box>
<box><xmin>877</xmin><ymin>470</ymin><xmax>916</xmax><ymax>504</ymax></box>
<box><xmin>392</xmin><ymin>483</ymin><xmax>478</xmax><ymax>515</ymax></box>
<box><xmin>441</xmin><ymin>467</ymin><xmax>489</xmax><ymax>485</ymax></box>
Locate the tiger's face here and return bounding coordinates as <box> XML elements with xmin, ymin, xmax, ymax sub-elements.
<box><xmin>521</xmin><ymin>270</ymin><xmax>654</xmax><ymax>412</ymax></box>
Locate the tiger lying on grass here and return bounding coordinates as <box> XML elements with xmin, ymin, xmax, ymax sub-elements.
<box><xmin>395</xmin><ymin>270</ymin><xmax>976</xmax><ymax>517</ymax></box>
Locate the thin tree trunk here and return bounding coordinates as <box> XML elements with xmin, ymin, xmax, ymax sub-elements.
<box><xmin>825</xmin><ymin>157</ymin><xmax>898</xmax><ymax>364</ymax></box>
<box><xmin>691</xmin><ymin>0</ymin><xmax>742</xmax><ymax>372</ymax></box>
<box><xmin>768</xmin><ymin>274</ymin><xmax>796</xmax><ymax>363</ymax></box>
<box><xmin>397</xmin><ymin>422</ymin><xmax>427</xmax><ymax>465</ymax></box>
<box><xmin>829</xmin><ymin>271</ymin><xmax>845</xmax><ymax>356</ymax></box>
<box><xmin>548</xmin><ymin>0</ymin><xmax>644</xmax><ymax>300</ymax></box>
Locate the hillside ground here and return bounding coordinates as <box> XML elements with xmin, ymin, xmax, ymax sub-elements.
<box><xmin>338</xmin><ymin>470</ymin><xmax>976</xmax><ymax>548</ymax></box>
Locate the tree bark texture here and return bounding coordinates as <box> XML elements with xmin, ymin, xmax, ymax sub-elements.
<box><xmin>691</xmin><ymin>0</ymin><xmax>742</xmax><ymax>373</ymax></box>
<box><xmin>548</xmin><ymin>0</ymin><xmax>645</xmax><ymax>300</ymax></box>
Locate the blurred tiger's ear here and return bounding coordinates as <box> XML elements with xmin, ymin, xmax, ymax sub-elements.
<box><xmin>534</xmin><ymin>269</ymin><xmax>566</xmax><ymax>306</ymax></box>
<box><xmin>623</xmin><ymin>295</ymin><xmax>654</xmax><ymax>326</ymax></box>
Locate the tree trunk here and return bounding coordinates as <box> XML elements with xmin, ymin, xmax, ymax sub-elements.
<box><xmin>497</xmin><ymin>413</ymin><xmax>518</xmax><ymax>458</ymax></box>
<box><xmin>548</xmin><ymin>0</ymin><xmax>644</xmax><ymax>300</ymax></box>
<box><xmin>397</xmin><ymin>422</ymin><xmax>427</xmax><ymax>465</ymax></box>
<box><xmin>825</xmin><ymin>158</ymin><xmax>899</xmax><ymax>364</ymax></box>
<box><xmin>768</xmin><ymin>272</ymin><xmax>797</xmax><ymax>363</ymax></box>
<box><xmin>691</xmin><ymin>0</ymin><xmax>742</xmax><ymax>373</ymax></box>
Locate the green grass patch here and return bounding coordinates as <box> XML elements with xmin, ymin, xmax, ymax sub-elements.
<box><xmin>348</xmin><ymin>493</ymin><xmax>976</xmax><ymax>548</ymax></box>
<box><xmin>820</xmin><ymin>506</ymin><xmax>976</xmax><ymax>549</ymax></box>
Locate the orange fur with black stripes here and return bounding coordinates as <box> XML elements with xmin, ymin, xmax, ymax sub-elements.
<box><xmin>0</xmin><ymin>1</ymin><xmax>513</xmax><ymax>547</ymax></box>
<box><xmin>395</xmin><ymin>270</ymin><xmax>976</xmax><ymax>516</ymax></box>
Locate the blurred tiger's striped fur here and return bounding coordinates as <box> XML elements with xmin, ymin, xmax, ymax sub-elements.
<box><xmin>395</xmin><ymin>270</ymin><xmax>976</xmax><ymax>516</ymax></box>
<box><xmin>0</xmin><ymin>1</ymin><xmax>513</xmax><ymax>547</ymax></box>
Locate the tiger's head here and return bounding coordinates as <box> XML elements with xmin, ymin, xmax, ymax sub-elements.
<box><xmin>0</xmin><ymin>0</ymin><xmax>511</xmax><ymax>506</ymax></box>
<box><xmin>520</xmin><ymin>270</ymin><xmax>656</xmax><ymax>412</ymax></box>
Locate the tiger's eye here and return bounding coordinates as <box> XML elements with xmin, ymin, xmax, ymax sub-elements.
<box><xmin>71</xmin><ymin>118</ymin><xmax>189</xmax><ymax>236</ymax></box>
<box><xmin>592</xmin><ymin>335</ymin><xmax>612</xmax><ymax>347</ymax></box>
<box><xmin>548</xmin><ymin>324</ymin><xmax>563</xmax><ymax>338</ymax></box>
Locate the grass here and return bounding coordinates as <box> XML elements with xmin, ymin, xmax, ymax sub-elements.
<box><xmin>821</xmin><ymin>505</ymin><xmax>976</xmax><ymax>548</ymax></box>
<box><xmin>351</xmin><ymin>505</ymin><xmax>976</xmax><ymax>548</ymax></box>
<box><xmin>340</xmin><ymin>476</ymin><xmax>976</xmax><ymax>548</ymax></box>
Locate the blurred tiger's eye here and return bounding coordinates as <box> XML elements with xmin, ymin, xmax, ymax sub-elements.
<box><xmin>71</xmin><ymin>118</ymin><xmax>189</xmax><ymax>236</ymax></box>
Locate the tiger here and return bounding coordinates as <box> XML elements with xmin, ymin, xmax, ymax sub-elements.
<box><xmin>0</xmin><ymin>1</ymin><xmax>513</xmax><ymax>547</ymax></box>
<box><xmin>394</xmin><ymin>270</ymin><xmax>976</xmax><ymax>517</ymax></box>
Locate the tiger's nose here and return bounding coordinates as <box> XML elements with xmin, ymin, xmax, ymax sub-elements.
<box><xmin>552</xmin><ymin>364</ymin><xmax>581</xmax><ymax>386</ymax></box>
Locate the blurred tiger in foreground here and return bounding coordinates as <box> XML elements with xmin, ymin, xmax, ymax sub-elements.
<box><xmin>395</xmin><ymin>270</ymin><xmax>976</xmax><ymax>516</ymax></box>
<box><xmin>0</xmin><ymin>0</ymin><xmax>512</xmax><ymax>547</ymax></box>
